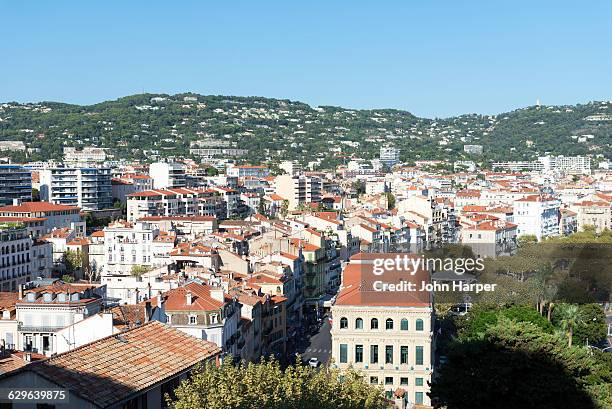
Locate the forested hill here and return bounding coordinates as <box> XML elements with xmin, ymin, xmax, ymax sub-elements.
<box><xmin>1</xmin><ymin>93</ymin><xmax>611</xmax><ymax>168</ymax></box>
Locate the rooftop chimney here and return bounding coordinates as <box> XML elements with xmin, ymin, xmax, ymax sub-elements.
<box><xmin>157</xmin><ymin>291</ymin><xmax>163</xmax><ymax>309</ymax></box>
<box><xmin>24</xmin><ymin>353</ymin><xmax>31</xmax><ymax>363</ymax></box>
<box><xmin>12</xmin><ymin>198</ymin><xmax>21</xmax><ymax>206</ymax></box>
<box><xmin>209</xmin><ymin>287</ymin><xmax>224</xmax><ymax>303</ymax></box>
<box><xmin>186</xmin><ymin>291</ymin><xmax>193</xmax><ymax>305</ymax></box>
<box><xmin>144</xmin><ymin>301</ymin><xmax>152</xmax><ymax>323</ymax></box>
<box><xmin>134</xmin><ymin>288</ymin><xmax>140</xmax><ymax>304</ymax></box>
<box><xmin>18</xmin><ymin>285</ymin><xmax>23</xmax><ymax>300</ymax></box>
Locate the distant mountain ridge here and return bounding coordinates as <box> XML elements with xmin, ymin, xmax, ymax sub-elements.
<box><xmin>1</xmin><ymin>93</ymin><xmax>610</xmax><ymax>167</ymax></box>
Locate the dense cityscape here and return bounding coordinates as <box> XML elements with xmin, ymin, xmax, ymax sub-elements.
<box><xmin>2</xmin><ymin>2</ymin><xmax>612</xmax><ymax>408</ymax></box>
<box><xmin>0</xmin><ymin>134</ymin><xmax>610</xmax><ymax>407</ymax></box>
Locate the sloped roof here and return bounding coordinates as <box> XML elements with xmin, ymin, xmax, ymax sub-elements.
<box><xmin>0</xmin><ymin>202</ymin><xmax>80</xmax><ymax>213</ymax></box>
<box><xmin>9</xmin><ymin>321</ymin><xmax>220</xmax><ymax>408</ymax></box>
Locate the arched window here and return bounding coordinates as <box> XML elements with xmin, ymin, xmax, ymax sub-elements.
<box><xmin>340</xmin><ymin>317</ymin><xmax>348</xmax><ymax>329</ymax></box>
<box><xmin>401</xmin><ymin>318</ymin><xmax>409</xmax><ymax>331</ymax></box>
<box><xmin>385</xmin><ymin>318</ymin><xmax>394</xmax><ymax>330</ymax></box>
<box><xmin>416</xmin><ymin>319</ymin><xmax>424</xmax><ymax>331</ymax></box>
<box><xmin>355</xmin><ymin>318</ymin><xmax>363</xmax><ymax>329</ymax></box>
<box><xmin>371</xmin><ymin>318</ymin><xmax>379</xmax><ymax>329</ymax></box>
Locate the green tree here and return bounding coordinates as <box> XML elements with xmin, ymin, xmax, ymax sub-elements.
<box><xmin>280</xmin><ymin>200</ymin><xmax>289</xmax><ymax>218</ymax></box>
<box><xmin>553</xmin><ymin>304</ymin><xmax>606</xmax><ymax>347</ymax></box>
<box><xmin>556</xmin><ymin>304</ymin><xmax>582</xmax><ymax>347</ymax></box>
<box><xmin>131</xmin><ymin>265</ymin><xmax>152</xmax><ymax>277</ymax></box>
<box><xmin>169</xmin><ymin>357</ymin><xmax>390</xmax><ymax>409</ymax></box>
<box><xmin>518</xmin><ymin>234</ymin><xmax>538</xmax><ymax>245</ymax></box>
<box><xmin>431</xmin><ymin>319</ymin><xmax>612</xmax><ymax>409</ymax></box>
<box><xmin>61</xmin><ymin>274</ymin><xmax>75</xmax><ymax>283</ymax></box>
<box><xmin>385</xmin><ymin>192</ymin><xmax>395</xmax><ymax>210</ymax></box>
<box><xmin>63</xmin><ymin>249</ymin><xmax>83</xmax><ymax>275</ymax></box>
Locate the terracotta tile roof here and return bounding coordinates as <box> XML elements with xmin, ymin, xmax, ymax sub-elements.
<box><xmin>0</xmin><ymin>292</ymin><xmax>19</xmax><ymax>311</ymax></box>
<box><xmin>289</xmin><ymin>238</ymin><xmax>320</xmax><ymax>251</ymax></box>
<box><xmin>0</xmin><ymin>202</ymin><xmax>80</xmax><ymax>213</ymax></box>
<box><xmin>0</xmin><ymin>351</ymin><xmax>45</xmax><ymax>375</ymax></box>
<box><xmin>155</xmin><ymin>283</ymin><xmax>224</xmax><ymax>311</ymax></box>
<box><xmin>0</xmin><ymin>216</ymin><xmax>47</xmax><ymax>223</ymax></box>
<box><xmin>109</xmin><ymin>305</ymin><xmax>146</xmax><ymax>331</ymax></box>
<box><xmin>12</xmin><ymin>321</ymin><xmax>220</xmax><ymax>408</ymax></box>
<box><xmin>278</xmin><ymin>251</ymin><xmax>299</xmax><ymax>261</ymax></box>
<box><xmin>335</xmin><ymin>253</ymin><xmax>431</xmax><ymax>307</ymax></box>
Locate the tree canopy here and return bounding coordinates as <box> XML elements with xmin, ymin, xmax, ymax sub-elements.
<box><xmin>169</xmin><ymin>358</ymin><xmax>390</xmax><ymax>409</ymax></box>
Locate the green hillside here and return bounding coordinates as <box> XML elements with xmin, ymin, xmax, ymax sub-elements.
<box><xmin>1</xmin><ymin>93</ymin><xmax>611</xmax><ymax>168</ymax></box>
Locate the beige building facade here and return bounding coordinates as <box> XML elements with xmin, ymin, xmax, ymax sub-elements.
<box><xmin>331</xmin><ymin>254</ymin><xmax>434</xmax><ymax>406</ymax></box>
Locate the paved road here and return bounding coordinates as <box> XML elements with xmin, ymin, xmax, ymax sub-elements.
<box><xmin>298</xmin><ymin>316</ymin><xmax>332</xmax><ymax>365</ymax></box>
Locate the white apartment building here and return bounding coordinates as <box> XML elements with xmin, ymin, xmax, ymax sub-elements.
<box><xmin>226</xmin><ymin>164</ymin><xmax>269</xmax><ymax>178</ymax></box>
<box><xmin>513</xmin><ymin>195</ymin><xmax>560</xmax><ymax>240</ymax></box>
<box><xmin>274</xmin><ymin>174</ymin><xmax>322</xmax><ymax>211</ymax></box>
<box><xmin>379</xmin><ymin>146</ymin><xmax>401</xmax><ymax>168</ymax></box>
<box><xmin>0</xmin><ymin>165</ymin><xmax>32</xmax><ymax>207</ymax></box>
<box><xmin>39</xmin><ymin>167</ymin><xmax>112</xmax><ymax>211</ymax></box>
<box><xmin>149</xmin><ymin>162</ymin><xmax>187</xmax><ymax>189</ymax></box>
<box><xmin>126</xmin><ymin>188</ymin><xmax>226</xmax><ymax>222</ymax></box>
<box><xmin>0</xmin><ymin>224</ymin><xmax>33</xmax><ymax>291</ymax></box>
<box><xmin>569</xmin><ymin>200</ymin><xmax>611</xmax><ymax>233</ymax></box>
<box><xmin>62</xmin><ymin>147</ymin><xmax>107</xmax><ymax>166</ymax></box>
<box><xmin>103</xmin><ymin>221</ymin><xmax>174</xmax><ymax>275</ymax></box>
<box><xmin>16</xmin><ymin>281</ymin><xmax>105</xmax><ymax>356</ymax></box>
<box><xmin>461</xmin><ymin>220</ymin><xmax>518</xmax><ymax>258</ymax></box>
<box><xmin>538</xmin><ymin>155</ymin><xmax>591</xmax><ymax>174</ymax></box>
<box><xmin>331</xmin><ymin>254</ymin><xmax>434</xmax><ymax>406</ymax></box>
<box><xmin>279</xmin><ymin>161</ymin><xmax>302</xmax><ymax>176</ymax></box>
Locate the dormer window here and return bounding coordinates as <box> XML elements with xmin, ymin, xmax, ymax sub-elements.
<box><xmin>189</xmin><ymin>315</ymin><xmax>197</xmax><ymax>325</ymax></box>
<box><xmin>210</xmin><ymin>313</ymin><xmax>219</xmax><ymax>324</ymax></box>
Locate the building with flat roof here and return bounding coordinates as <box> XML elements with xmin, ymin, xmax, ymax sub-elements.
<box><xmin>39</xmin><ymin>167</ymin><xmax>112</xmax><ymax>211</ymax></box>
<box><xmin>0</xmin><ymin>165</ymin><xmax>32</xmax><ymax>207</ymax></box>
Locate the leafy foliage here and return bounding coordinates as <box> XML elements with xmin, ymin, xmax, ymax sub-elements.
<box><xmin>431</xmin><ymin>319</ymin><xmax>612</xmax><ymax>409</ymax></box>
<box><xmin>169</xmin><ymin>357</ymin><xmax>390</xmax><ymax>409</ymax></box>
<box><xmin>1</xmin><ymin>94</ymin><xmax>611</xmax><ymax>167</ymax></box>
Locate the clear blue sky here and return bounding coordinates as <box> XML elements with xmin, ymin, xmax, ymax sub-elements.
<box><xmin>1</xmin><ymin>1</ymin><xmax>611</xmax><ymax>117</ymax></box>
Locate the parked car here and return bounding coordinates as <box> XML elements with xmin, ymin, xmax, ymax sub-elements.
<box><xmin>308</xmin><ymin>358</ymin><xmax>320</xmax><ymax>368</ymax></box>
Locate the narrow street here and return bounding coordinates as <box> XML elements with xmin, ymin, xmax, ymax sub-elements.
<box><xmin>295</xmin><ymin>315</ymin><xmax>332</xmax><ymax>365</ymax></box>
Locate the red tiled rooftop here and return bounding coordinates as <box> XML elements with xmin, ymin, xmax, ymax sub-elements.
<box><xmin>13</xmin><ymin>321</ymin><xmax>220</xmax><ymax>408</ymax></box>
<box><xmin>0</xmin><ymin>202</ymin><xmax>80</xmax><ymax>213</ymax></box>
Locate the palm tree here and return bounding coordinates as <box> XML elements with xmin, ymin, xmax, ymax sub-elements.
<box><xmin>558</xmin><ymin>304</ymin><xmax>581</xmax><ymax>347</ymax></box>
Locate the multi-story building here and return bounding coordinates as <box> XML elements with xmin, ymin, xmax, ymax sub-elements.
<box><xmin>226</xmin><ymin>164</ymin><xmax>269</xmax><ymax>178</ymax></box>
<box><xmin>0</xmin><ymin>165</ymin><xmax>32</xmax><ymax>206</ymax></box>
<box><xmin>0</xmin><ymin>201</ymin><xmax>85</xmax><ymax>237</ymax></box>
<box><xmin>149</xmin><ymin>162</ymin><xmax>186</xmax><ymax>189</ymax></box>
<box><xmin>16</xmin><ymin>281</ymin><xmax>105</xmax><ymax>356</ymax></box>
<box><xmin>538</xmin><ymin>155</ymin><xmax>591</xmax><ymax>174</ymax></box>
<box><xmin>559</xmin><ymin>208</ymin><xmax>578</xmax><ymax>236</ymax></box>
<box><xmin>331</xmin><ymin>253</ymin><xmax>434</xmax><ymax>406</ymax></box>
<box><xmin>39</xmin><ymin>167</ymin><xmax>112</xmax><ymax>211</ymax></box>
<box><xmin>461</xmin><ymin>219</ymin><xmax>518</xmax><ymax>258</ymax></box>
<box><xmin>569</xmin><ymin>200</ymin><xmax>611</xmax><ymax>233</ymax></box>
<box><xmin>0</xmin><ymin>223</ymin><xmax>33</xmax><ymax>291</ymax></box>
<box><xmin>103</xmin><ymin>221</ymin><xmax>174</xmax><ymax>275</ymax></box>
<box><xmin>463</xmin><ymin>144</ymin><xmax>483</xmax><ymax>155</ymax></box>
<box><xmin>151</xmin><ymin>282</ymin><xmax>240</xmax><ymax>354</ymax></box>
<box><xmin>513</xmin><ymin>195</ymin><xmax>560</xmax><ymax>240</ymax></box>
<box><xmin>62</xmin><ymin>147</ymin><xmax>107</xmax><ymax>166</ymax></box>
<box><xmin>274</xmin><ymin>174</ymin><xmax>322</xmax><ymax>211</ymax></box>
<box><xmin>126</xmin><ymin>188</ymin><xmax>226</xmax><ymax>222</ymax></box>
<box><xmin>379</xmin><ymin>146</ymin><xmax>401</xmax><ymax>168</ymax></box>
